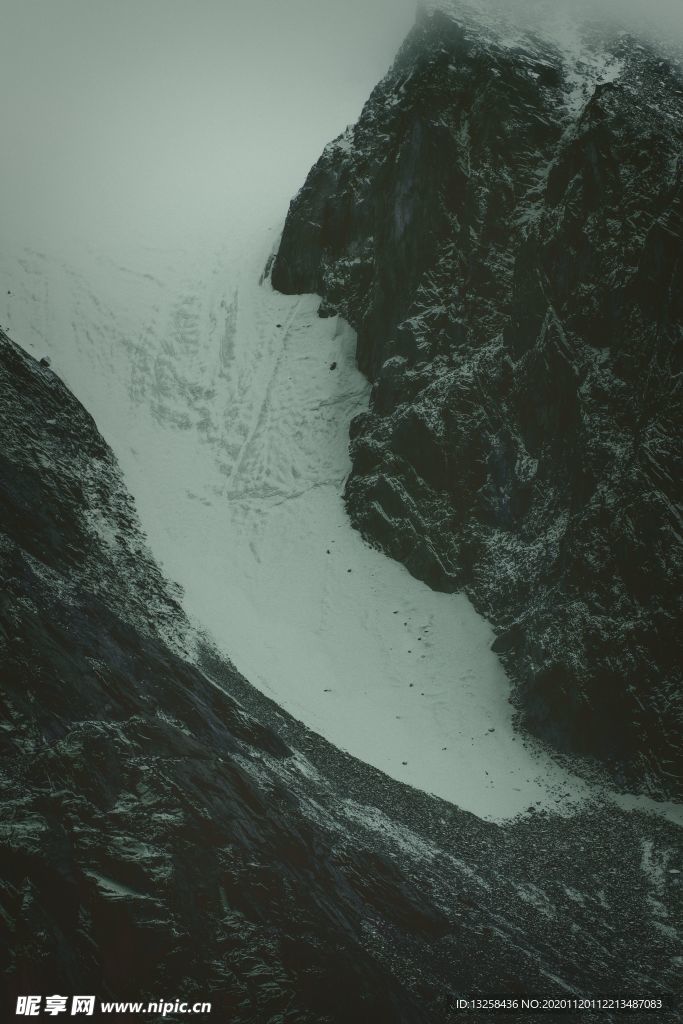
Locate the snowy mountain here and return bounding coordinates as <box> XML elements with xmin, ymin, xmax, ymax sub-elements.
<box><xmin>1</xmin><ymin>0</ymin><xmax>682</xmax><ymax>1016</ymax></box>
<box><xmin>273</xmin><ymin>1</ymin><xmax>683</xmax><ymax>797</ymax></box>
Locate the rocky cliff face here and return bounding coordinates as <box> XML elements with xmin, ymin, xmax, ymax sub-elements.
<box><xmin>2</xmin><ymin>327</ymin><xmax>681</xmax><ymax>1016</ymax></box>
<box><xmin>272</xmin><ymin>4</ymin><xmax>683</xmax><ymax>797</ymax></box>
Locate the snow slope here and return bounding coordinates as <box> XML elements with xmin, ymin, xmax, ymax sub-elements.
<box><xmin>1</xmin><ymin>222</ymin><xmax>678</xmax><ymax>823</ymax></box>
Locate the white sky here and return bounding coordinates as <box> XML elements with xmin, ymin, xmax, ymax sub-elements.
<box><xmin>0</xmin><ymin>0</ymin><xmax>415</xmax><ymax>248</ymax></box>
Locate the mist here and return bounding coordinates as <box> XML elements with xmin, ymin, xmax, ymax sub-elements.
<box><xmin>545</xmin><ymin>0</ymin><xmax>683</xmax><ymax>36</ymax></box>
<box><xmin>0</xmin><ymin>0</ymin><xmax>415</xmax><ymax>249</ymax></box>
<box><xmin>432</xmin><ymin>0</ymin><xmax>683</xmax><ymax>47</ymax></box>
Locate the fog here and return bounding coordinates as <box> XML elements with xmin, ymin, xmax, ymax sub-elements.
<box><xmin>0</xmin><ymin>0</ymin><xmax>415</xmax><ymax>248</ymax></box>
<box><xmin>0</xmin><ymin>0</ymin><xmax>679</xmax><ymax>251</ymax></box>
<box><xmin>549</xmin><ymin>0</ymin><xmax>683</xmax><ymax>36</ymax></box>
<box><xmin>448</xmin><ymin>0</ymin><xmax>683</xmax><ymax>41</ymax></box>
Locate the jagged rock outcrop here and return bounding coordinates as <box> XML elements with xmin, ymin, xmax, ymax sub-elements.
<box><xmin>272</xmin><ymin>3</ymin><xmax>683</xmax><ymax>797</ymax></box>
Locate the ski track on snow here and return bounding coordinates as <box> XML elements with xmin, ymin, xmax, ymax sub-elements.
<box><xmin>1</xmin><ymin>227</ymin><xmax>680</xmax><ymax>825</ymax></box>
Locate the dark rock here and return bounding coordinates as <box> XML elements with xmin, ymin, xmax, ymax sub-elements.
<box><xmin>272</xmin><ymin>9</ymin><xmax>683</xmax><ymax>798</ymax></box>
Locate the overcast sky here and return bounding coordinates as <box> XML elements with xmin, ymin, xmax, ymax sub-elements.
<box><xmin>0</xmin><ymin>0</ymin><xmax>679</xmax><ymax>251</ymax></box>
<box><xmin>0</xmin><ymin>0</ymin><xmax>415</xmax><ymax>248</ymax></box>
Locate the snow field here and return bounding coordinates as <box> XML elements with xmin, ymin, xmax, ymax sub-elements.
<box><xmin>2</xmin><ymin>223</ymin><xmax>679</xmax><ymax>825</ymax></box>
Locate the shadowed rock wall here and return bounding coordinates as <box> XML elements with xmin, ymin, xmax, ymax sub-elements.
<box><xmin>273</xmin><ymin>8</ymin><xmax>683</xmax><ymax>795</ymax></box>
